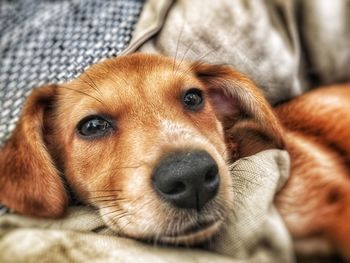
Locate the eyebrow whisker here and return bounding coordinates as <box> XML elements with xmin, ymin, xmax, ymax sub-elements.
<box><xmin>176</xmin><ymin>41</ymin><xmax>195</xmax><ymax>74</ymax></box>
<box><xmin>60</xmin><ymin>86</ymin><xmax>106</xmax><ymax>106</ymax></box>
<box><xmin>82</xmin><ymin>70</ymin><xmax>104</xmax><ymax>98</ymax></box>
<box><xmin>173</xmin><ymin>22</ymin><xmax>185</xmax><ymax>73</ymax></box>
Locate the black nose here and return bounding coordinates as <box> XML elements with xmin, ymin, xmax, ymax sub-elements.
<box><xmin>152</xmin><ymin>151</ymin><xmax>220</xmax><ymax>211</ymax></box>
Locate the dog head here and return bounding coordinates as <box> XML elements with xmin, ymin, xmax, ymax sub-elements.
<box><xmin>0</xmin><ymin>53</ymin><xmax>283</xmax><ymax>244</ymax></box>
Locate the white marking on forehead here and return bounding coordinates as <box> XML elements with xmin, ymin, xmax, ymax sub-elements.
<box><xmin>161</xmin><ymin>119</ymin><xmax>191</xmax><ymax>134</ymax></box>
<box><xmin>160</xmin><ymin>119</ymin><xmax>207</xmax><ymax>146</ymax></box>
<box><xmin>160</xmin><ymin>119</ymin><xmax>200</xmax><ymax>140</ymax></box>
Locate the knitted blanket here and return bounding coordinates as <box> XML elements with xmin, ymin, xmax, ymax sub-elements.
<box><xmin>0</xmin><ymin>0</ymin><xmax>145</xmax><ymax>147</ymax></box>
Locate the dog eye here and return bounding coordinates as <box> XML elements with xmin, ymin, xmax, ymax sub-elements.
<box><xmin>182</xmin><ymin>88</ymin><xmax>204</xmax><ymax>111</ymax></box>
<box><xmin>77</xmin><ymin>115</ymin><xmax>114</xmax><ymax>139</ymax></box>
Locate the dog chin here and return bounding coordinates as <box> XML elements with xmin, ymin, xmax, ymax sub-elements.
<box><xmin>103</xmin><ymin>213</ymin><xmax>224</xmax><ymax>245</ymax></box>
<box><xmin>158</xmin><ymin>219</ymin><xmax>223</xmax><ymax>245</ymax></box>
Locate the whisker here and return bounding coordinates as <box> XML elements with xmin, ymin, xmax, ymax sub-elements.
<box><xmin>87</xmin><ymin>196</ymin><xmax>119</xmax><ymax>201</ymax></box>
<box><xmin>238</xmin><ymin>157</ymin><xmax>267</xmax><ymax>167</ymax></box>
<box><xmin>83</xmin><ymin>70</ymin><xmax>104</xmax><ymax>97</ymax></box>
<box><xmin>100</xmin><ymin>208</ymin><xmax>126</xmax><ymax>218</ymax></box>
<box><xmin>89</xmin><ymin>200</ymin><xmax>120</xmax><ymax>205</ymax></box>
<box><xmin>60</xmin><ymin>86</ymin><xmax>105</xmax><ymax>106</ymax></box>
<box><xmin>95</xmin><ymin>163</ymin><xmax>146</xmax><ymax>180</ymax></box>
<box><xmin>198</xmin><ymin>40</ymin><xmax>223</xmax><ymax>63</ymax></box>
<box><xmin>153</xmin><ymin>231</ymin><xmax>160</xmax><ymax>247</ymax></box>
<box><xmin>110</xmin><ymin>73</ymin><xmax>129</xmax><ymax>88</ymax></box>
<box><xmin>72</xmin><ymin>60</ymin><xmax>104</xmax><ymax>98</ymax></box>
<box><xmin>89</xmin><ymin>189</ymin><xmax>122</xmax><ymax>193</ymax></box>
<box><xmin>230</xmin><ymin>166</ymin><xmax>266</xmax><ymax>178</ymax></box>
<box><xmin>173</xmin><ymin>22</ymin><xmax>185</xmax><ymax>73</ymax></box>
<box><xmin>195</xmin><ymin>48</ymin><xmax>217</xmax><ymax>63</ymax></box>
<box><xmin>97</xmin><ymin>203</ymin><xmax>125</xmax><ymax>210</ymax></box>
<box><xmin>87</xmin><ymin>196</ymin><xmax>125</xmax><ymax>201</ymax></box>
<box><xmin>176</xmin><ymin>41</ymin><xmax>195</xmax><ymax>74</ymax></box>
<box><xmin>113</xmin><ymin>208</ymin><xmax>138</xmax><ymax>235</ymax></box>
<box><xmin>114</xmin><ymin>212</ymin><xmax>130</xmax><ymax>223</ymax></box>
<box><xmin>118</xmin><ymin>218</ymin><xmax>133</xmax><ymax>234</ymax></box>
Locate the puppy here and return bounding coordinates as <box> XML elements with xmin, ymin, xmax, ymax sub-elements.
<box><xmin>0</xmin><ymin>53</ymin><xmax>349</xmax><ymax>257</ymax></box>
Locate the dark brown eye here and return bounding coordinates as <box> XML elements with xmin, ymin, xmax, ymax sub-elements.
<box><xmin>182</xmin><ymin>88</ymin><xmax>204</xmax><ymax>111</ymax></box>
<box><xmin>77</xmin><ymin>115</ymin><xmax>114</xmax><ymax>139</ymax></box>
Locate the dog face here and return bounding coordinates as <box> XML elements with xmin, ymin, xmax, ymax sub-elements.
<box><xmin>0</xmin><ymin>54</ymin><xmax>283</xmax><ymax>244</ymax></box>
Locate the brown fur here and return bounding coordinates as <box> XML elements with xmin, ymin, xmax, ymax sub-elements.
<box><xmin>275</xmin><ymin>85</ymin><xmax>350</xmax><ymax>258</ymax></box>
<box><xmin>0</xmin><ymin>53</ymin><xmax>349</xmax><ymax>258</ymax></box>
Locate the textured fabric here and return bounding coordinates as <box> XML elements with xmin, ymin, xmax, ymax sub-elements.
<box><xmin>210</xmin><ymin>150</ymin><xmax>292</xmax><ymax>262</ymax></box>
<box><xmin>0</xmin><ymin>0</ymin><xmax>145</xmax><ymax>147</ymax></box>
<box><xmin>0</xmin><ymin>150</ymin><xmax>293</xmax><ymax>263</ymax></box>
<box><xmin>136</xmin><ymin>0</ymin><xmax>350</xmax><ymax>105</ymax></box>
<box><xmin>0</xmin><ymin>205</ymin><xmax>8</xmax><ymax>216</ymax></box>
<box><xmin>121</xmin><ymin>0</ymin><xmax>172</xmax><ymax>56</ymax></box>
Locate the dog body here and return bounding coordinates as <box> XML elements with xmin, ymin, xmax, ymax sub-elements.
<box><xmin>275</xmin><ymin>86</ymin><xmax>350</xmax><ymax>256</ymax></box>
<box><xmin>0</xmin><ymin>54</ymin><xmax>349</xmax><ymax>257</ymax></box>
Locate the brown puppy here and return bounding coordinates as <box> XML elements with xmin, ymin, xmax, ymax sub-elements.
<box><xmin>0</xmin><ymin>54</ymin><xmax>349</xmax><ymax>256</ymax></box>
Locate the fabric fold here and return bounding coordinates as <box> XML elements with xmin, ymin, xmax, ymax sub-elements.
<box><xmin>0</xmin><ymin>150</ymin><xmax>293</xmax><ymax>263</ymax></box>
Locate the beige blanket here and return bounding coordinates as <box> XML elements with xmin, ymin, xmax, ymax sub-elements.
<box><xmin>0</xmin><ymin>150</ymin><xmax>292</xmax><ymax>263</ymax></box>
<box><xmin>126</xmin><ymin>0</ymin><xmax>350</xmax><ymax>104</ymax></box>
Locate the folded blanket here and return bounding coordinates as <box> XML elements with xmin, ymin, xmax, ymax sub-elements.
<box><xmin>0</xmin><ymin>150</ymin><xmax>292</xmax><ymax>263</ymax></box>
<box><xmin>131</xmin><ymin>0</ymin><xmax>350</xmax><ymax>105</ymax></box>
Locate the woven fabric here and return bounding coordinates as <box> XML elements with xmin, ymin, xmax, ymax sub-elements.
<box><xmin>0</xmin><ymin>205</ymin><xmax>8</xmax><ymax>216</ymax></box>
<box><xmin>0</xmin><ymin>0</ymin><xmax>145</xmax><ymax>147</ymax></box>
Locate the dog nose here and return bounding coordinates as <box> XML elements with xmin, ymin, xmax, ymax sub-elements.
<box><xmin>152</xmin><ymin>151</ymin><xmax>219</xmax><ymax>211</ymax></box>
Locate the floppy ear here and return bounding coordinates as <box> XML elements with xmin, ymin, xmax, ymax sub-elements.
<box><xmin>192</xmin><ymin>63</ymin><xmax>285</xmax><ymax>159</ymax></box>
<box><xmin>0</xmin><ymin>85</ymin><xmax>68</xmax><ymax>218</ymax></box>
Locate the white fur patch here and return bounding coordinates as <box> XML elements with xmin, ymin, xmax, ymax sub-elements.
<box><xmin>161</xmin><ymin>119</ymin><xmax>193</xmax><ymax>135</ymax></box>
<box><xmin>160</xmin><ymin>119</ymin><xmax>205</xmax><ymax>144</ymax></box>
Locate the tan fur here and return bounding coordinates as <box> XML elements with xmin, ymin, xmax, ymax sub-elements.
<box><xmin>0</xmin><ymin>53</ymin><xmax>349</xmax><ymax>258</ymax></box>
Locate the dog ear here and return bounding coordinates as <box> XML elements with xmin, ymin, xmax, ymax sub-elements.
<box><xmin>192</xmin><ymin>63</ymin><xmax>284</xmax><ymax>159</ymax></box>
<box><xmin>0</xmin><ymin>85</ymin><xmax>68</xmax><ymax>218</ymax></box>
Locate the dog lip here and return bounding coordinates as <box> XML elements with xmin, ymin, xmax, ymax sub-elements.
<box><xmin>159</xmin><ymin>219</ymin><xmax>222</xmax><ymax>244</ymax></box>
<box><xmin>165</xmin><ymin>220</ymin><xmax>216</xmax><ymax>237</ymax></box>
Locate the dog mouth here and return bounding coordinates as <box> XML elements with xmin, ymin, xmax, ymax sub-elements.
<box><xmin>158</xmin><ymin>219</ymin><xmax>223</xmax><ymax>244</ymax></box>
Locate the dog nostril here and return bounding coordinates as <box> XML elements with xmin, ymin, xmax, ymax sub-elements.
<box><xmin>204</xmin><ymin>166</ymin><xmax>218</xmax><ymax>184</ymax></box>
<box><xmin>166</xmin><ymin>182</ymin><xmax>186</xmax><ymax>195</ymax></box>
